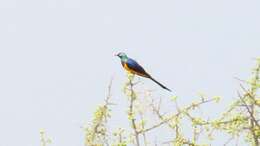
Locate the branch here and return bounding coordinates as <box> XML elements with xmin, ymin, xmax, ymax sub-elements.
<box><xmin>139</xmin><ymin>98</ymin><xmax>215</xmax><ymax>134</ymax></box>
<box><xmin>128</xmin><ymin>78</ymin><xmax>140</xmax><ymax>146</ymax></box>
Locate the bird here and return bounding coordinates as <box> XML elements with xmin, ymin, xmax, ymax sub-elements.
<box><xmin>115</xmin><ymin>52</ymin><xmax>172</xmax><ymax>92</ymax></box>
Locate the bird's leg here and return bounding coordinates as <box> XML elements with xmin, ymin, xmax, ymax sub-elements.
<box><xmin>127</xmin><ymin>73</ymin><xmax>141</xmax><ymax>85</ymax></box>
<box><xmin>127</xmin><ymin>72</ymin><xmax>135</xmax><ymax>80</ymax></box>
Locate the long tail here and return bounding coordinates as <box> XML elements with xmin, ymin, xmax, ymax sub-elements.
<box><xmin>149</xmin><ymin>77</ymin><xmax>172</xmax><ymax>92</ymax></box>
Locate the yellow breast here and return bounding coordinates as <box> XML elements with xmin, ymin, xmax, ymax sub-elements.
<box><xmin>123</xmin><ymin>63</ymin><xmax>133</xmax><ymax>72</ymax></box>
<box><xmin>123</xmin><ymin>63</ymin><xmax>147</xmax><ymax>77</ymax></box>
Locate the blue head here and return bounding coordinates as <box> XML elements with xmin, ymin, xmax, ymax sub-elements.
<box><xmin>115</xmin><ymin>52</ymin><xmax>128</xmax><ymax>62</ymax></box>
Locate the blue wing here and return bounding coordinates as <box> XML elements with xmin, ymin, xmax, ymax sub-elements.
<box><xmin>126</xmin><ymin>58</ymin><xmax>150</xmax><ymax>78</ymax></box>
<box><xmin>124</xmin><ymin>58</ymin><xmax>172</xmax><ymax>92</ymax></box>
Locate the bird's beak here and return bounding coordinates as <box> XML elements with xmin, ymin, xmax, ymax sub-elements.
<box><xmin>114</xmin><ymin>53</ymin><xmax>118</xmax><ymax>57</ymax></box>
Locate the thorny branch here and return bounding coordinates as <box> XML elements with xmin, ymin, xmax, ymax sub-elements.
<box><xmin>84</xmin><ymin>78</ymin><xmax>114</xmax><ymax>146</ymax></box>
<box><xmin>139</xmin><ymin>98</ymin><xmax>215</xmax><ymax>134</ymax></box>
<box><xmin>128</xmin><ymin>78</ymin><xmax>141</xmax><ymax>146</ymax></box>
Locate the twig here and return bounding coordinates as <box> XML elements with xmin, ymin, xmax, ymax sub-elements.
<box><xmin>139</xmin><ymin>98</ymin><xmax>215</xmax><ymax>134</ymax></box>
<box><xmin>129</xmin><ymin>78</ymin><xmax>140</xmax><ymax>146</ymax></box>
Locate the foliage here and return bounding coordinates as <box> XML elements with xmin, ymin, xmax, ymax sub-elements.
<box><xmin>41</xmin><ymin>58</ymin><xmax>260</xmax><ymax>146</ymax></box>
<box><xmin>83</xmin><ymin>58</ymin><xmax>260</xmax><ymax>146</ymax></box>
<box><xmin>83</xmin><ymin>79</ymin><xmax>113</xmax><ymax>146</ymax></box>
<box><xmin>209</xmin><ymin>58</ymin><xmax>260</xmax><ymax>146</ymax></box>
<box><xmin>40</xmin><ymin>129</ymin><xmax>52</xmax><ymax>146</ymax></box>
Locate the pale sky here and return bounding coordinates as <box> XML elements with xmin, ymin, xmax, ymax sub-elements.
<box><xmin>0</xmin><ymin>0</ymin><xmax>259</xmax><ymax>146</ymax></box>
